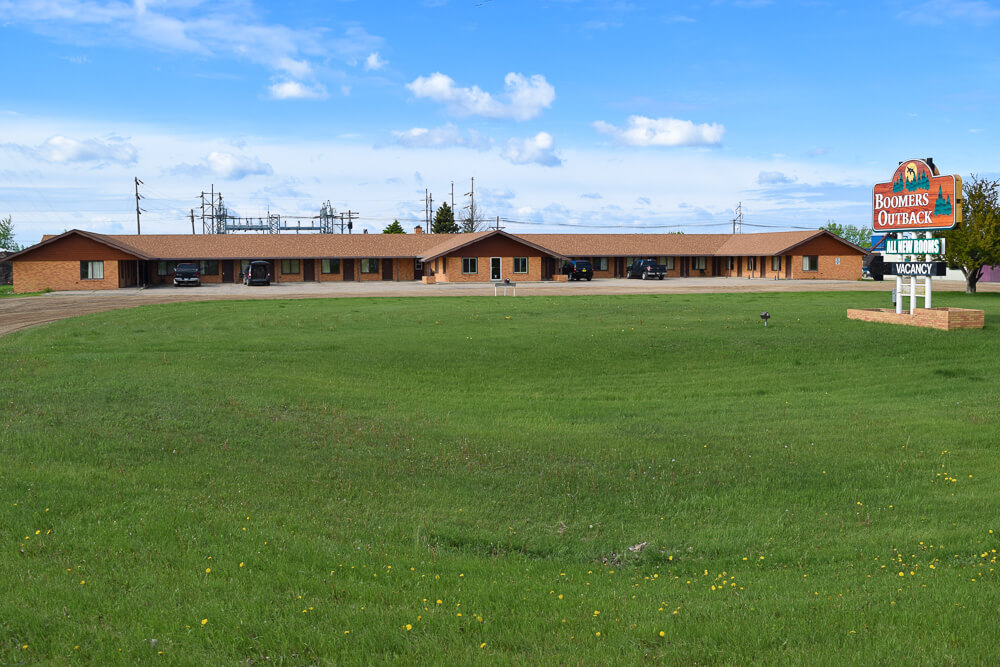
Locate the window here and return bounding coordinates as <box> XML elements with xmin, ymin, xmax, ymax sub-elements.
<box><xmin>321</xmin><ymin>258</ymin><xmax>341</xmax><ymax>274</ymax></box>
<box><xmin>157</xmin><ymin>261</ymin><xmax>178</xmax><ymax>276</ymax></box>
<box><xmin>803</xmin><ymin>255</ymin><xmax>818</xmax><ymax>271</ymax></box>
<box><xmin>80</xmin><ymin>260</ymin><xmax>104</xmax><ymax>280</ymax></box>
<box><xmin>772</xmin><ymin>256</ymin><xmax>781</xmax><ymax>271</ymax></box>
<box><xmin>360</xmin><ymin>258</ymin><xmax>379</xmax><ymax>274</ymax></box>
<box><xmin>200</xmin><ymin>260</ymin><xmax>219</xmax><ymax>276</ymax></box>
<box><xmin>591</xmin><ymin>257</ymin><xmax>608</xmax><ymax>271</ymax></box>
<box><xmin>664</xmin><ymin>256</ymin><xmax>675</xmax><ymax>270</ymax></box>
<box><xmin>281</xmin><ymin>259</ymin><xmax>300</xmax><ymax>275</ymax></box>
<box><xmin>513</xmin><ymin>257</ymin><xmax>528</xmax><ymax>273</ymax></box>
<box><xmin>462</xmin><ymin>257</ymin><xmax>478</xmax><ymax>274</ymax></box>
<box><xmin>692</xmin><ymin>256</ymin><xmax>707</xmax><ymax>270</ymax></box>
<box><xmin>746</xmin><ymin>257</ymin><xmax>756</xmax><ymax>272</ymax></box>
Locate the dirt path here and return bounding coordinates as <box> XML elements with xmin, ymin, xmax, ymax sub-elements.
<box><xmin>1</xmin><ymin>278</ymin><xmax>992</xmax><ymax>338</ymax></box>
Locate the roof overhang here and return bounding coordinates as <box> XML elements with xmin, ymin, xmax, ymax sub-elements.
<box><xmin>420</xmin><ymin>229</ymin><xmax>569</xmax><ymax>262</ymax></box>
<box><xmin>4</xmin><ymin>229</ymin><xmax>152</xmax><ymax>262</ymax></box>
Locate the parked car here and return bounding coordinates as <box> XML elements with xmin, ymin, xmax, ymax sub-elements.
<box><xmin>563</xmin><ymin>259</ymin><xmax>594</xmax><ymax>281</ymax></box>
<box><xmin>244</xmin><ymin>261</ymin><xmax>271</xmax><ymax>286</ymax></box>
<box><xmin>173</xmin><ymin>262</ymin><xmax>201</xmax><ymax>287</ymax></box>
<box><xmin>625</xmin><ymin>259</ymin><xmax>666</xmax><ymax>280</ymax></box>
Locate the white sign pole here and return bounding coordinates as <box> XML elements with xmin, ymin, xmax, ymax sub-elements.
<box><xmin>925</xmin><ymin>276</ymin><xmax>932</xmax><ymax>309</ymax></box>
<box><xmin>896</xmin><ymin>276</ymin><xmax>903</xmax><ymax>314</ymax></box>
<box><xmin>910</xmin><ymin>276</ymin><xmax>916</xmax><ymax>315</ymax></box>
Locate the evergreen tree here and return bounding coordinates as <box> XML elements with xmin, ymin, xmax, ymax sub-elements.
<box><xmin>431</xmin><ymin>203</ymin><xmax>459</xmax><ymax>234</ymax></box>
<box><xmin>382</xmin><ymin>219</ymin><xmax>405</xmax><ymax>234</ymax></box>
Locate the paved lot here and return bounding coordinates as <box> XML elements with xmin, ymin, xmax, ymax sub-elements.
<box><xmin>1</xmin><ymin>277</ymin><xmax>991</xmax><ymax>337</ymax></box>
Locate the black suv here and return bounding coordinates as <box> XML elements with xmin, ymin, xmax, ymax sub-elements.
<box><xmin>563</xmin><ymin>259</ymin><xmax>594</xmax><ymax>281</ymax></box>
<box><xmin>243</xmin><ymin>261</ymin><xmax>272</xmax><ymax>286</ymax></box>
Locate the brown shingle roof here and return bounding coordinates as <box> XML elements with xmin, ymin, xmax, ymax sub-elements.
<box><xmin>103</xmin><ymin>232</ymin><xmax>454</xmax><ymax>260</ymax></box>
<box><xmin>519</xmin><ymin>233</ymin><xmax>734</xmax><ymax>257</ymax></box>
<box><xmin>419</xmin><ymin>230</ymin><xmax>570</xmax><ymax>261</ymax></box>
<box><xmin>10</xmin><ymin>228</ymin><xmax>866</xmax><ymax>262</ymax></box>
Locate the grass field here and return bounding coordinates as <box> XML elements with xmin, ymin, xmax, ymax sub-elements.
<box><xmin>2</xmin><ymin>290</ymin><xmax>999</xmax><ymax>664</ymax></box>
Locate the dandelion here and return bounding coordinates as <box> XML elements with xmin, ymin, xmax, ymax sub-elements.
<box><xmin>405</xmin><ymin>624</ymin><xmax>412</xmax><ymax>631</ymax></box>
<box><xmin>480</xmin><ymin>643</ymin><xmax>486</xmax><ymax>648</ymax></box>
<box><xmin>659</xmin><ymin>631</ymin><xmax>665</xmax><ymax>637</ymax></box>
<box><xmin>206</xmin><ymin>568</ymin><xmax>211</xmax><ymax>574</ymax></box>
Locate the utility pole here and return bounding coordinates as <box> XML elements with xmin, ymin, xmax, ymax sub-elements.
<box><xmin>134</xmin><ymin>177</ymin><xmax>144</xmax><ymax>234</ymax></box>
<box><xmin>733</xmin><ymin>201</ymin><xmax>743</xmax><ymax>234</ymax></box>
<box><xmin>200</xmin><ymin>192</ymin><xmax>205</xmax><ymax>231</ymax></box>
<box><xmin>190</xmin><ymin>209</ymin><xmax>195</xmax><ymax>234</ymax></box>
<box><xmin>451</xmin><ymin>181</ymin><xmax>455</xmax><ymax>210</ymax></box>
<box><xmin>464</xmin><ymin>177</ymin><xmax>476</xmax><ymax>232</ymax></box>
<box><xmin>346</xmin><ymin>210</ymin><xmax>357</xmax><ymax>233</ymax></box>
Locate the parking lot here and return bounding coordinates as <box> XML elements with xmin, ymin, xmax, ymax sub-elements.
<box><xmin>0</xmin><ymin>277</ymin><xmax>989</xmax><ymax>337</ymax></box>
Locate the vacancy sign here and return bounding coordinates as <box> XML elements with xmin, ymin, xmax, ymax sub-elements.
<box><xmin>872</xmin><ymin>159</ymin><xmax>962</xmax><ymax>232</ymax></box>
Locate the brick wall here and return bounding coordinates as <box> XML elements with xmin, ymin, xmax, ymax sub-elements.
<box><xmin>14</xmin><ymin>260</ymin><xmax>121</xmax><ymax>292</ymax></box>
<box><xmin>846</xmin><ymin>307</ymin><xmax>984</xmax><ymax>330</ymax></box>
<box><xmin>435</xmin><ymin>254</ymin><xmax>544</xmax><ymax>282</ymax></box>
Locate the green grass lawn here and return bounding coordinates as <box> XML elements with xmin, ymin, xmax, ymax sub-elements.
<box><xmin>0</xmin><ymin>284</ymin><xmax>49</xmax><ymax>297</ymax></box>
<box><xmin>2</xmin><ymin>291</ymin><xmax>999</xmax><ymax>664</ymax></box>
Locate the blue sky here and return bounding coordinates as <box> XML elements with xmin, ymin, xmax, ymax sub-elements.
<box><xmin>2</xmin><ymin>0</ymin><xmax>998</xmax><ymax>245</ymax></box>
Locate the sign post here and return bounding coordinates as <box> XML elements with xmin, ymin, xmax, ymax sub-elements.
<box><xmin>872</xmin><ymin>159</ymin><xmax>961</xmax><ymax>314</ymax></box>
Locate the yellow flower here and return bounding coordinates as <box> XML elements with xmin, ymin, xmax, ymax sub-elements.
<box><xmin>480</xmin><ymin>643</ymin><xmax>486</xmax><ymax>648</ymax></box>
<box><xmin>201</xmin><ymin>619</ymin><xmax>208</xmax><ymax>626</ymax></box>
<box><xmin>659</xmin><ymin>631</ymin><xmax>665</xmax><ymax>637</ymax></box>
<box><xmin>405</xmin><ymin>624</ymin><xmax>412</xmax><ymax>631</ymax></box>
<box><xmin>206</xmin><ymin>568</ymin><xmax>211</xmax><ymax>574</ymax></box>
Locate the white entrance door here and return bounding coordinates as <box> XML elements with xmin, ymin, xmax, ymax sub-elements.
<box><xmin>490</xmin><ymin>257</ymin><xmax>501</xmax><ymax>281</ymax></box>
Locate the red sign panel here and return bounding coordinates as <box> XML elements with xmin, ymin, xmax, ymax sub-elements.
<box><xmin>872</xmin><ymin>159</ymin><xmax>962</xmax><ymax>232</ymax></box>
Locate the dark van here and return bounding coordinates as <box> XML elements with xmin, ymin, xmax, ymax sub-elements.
<box><xmin>244</xmin><ymin>261</ymin><xmax>272</xmax><ymax>286</ymax></box>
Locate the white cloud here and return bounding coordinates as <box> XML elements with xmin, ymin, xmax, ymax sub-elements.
<box><xmin>757</xmin><ymin>171</ymin><xmax>796</xmax><ymax>185</ymax></box>
<box><xmin>901</xmin><ymin>0</ymin><xmax>1000</xmax><ymax>24</ymax></box>
<box><xmin>172</xmin><ymin>151</ymin><xmax>273</xmax><ymax>180</ymax></box>
<box><xmin>501</xmin><ymin>132</ymin><xmax>563</xmax><ymax>167</ymax></box>
<box><xmin>593</xmin><ymin>116</ymin><xmax>724</xmax><ymax>147</ymax></box>
<box><xmin>268</xmin><ymin>81</ymin><xmax>329</xmax><ymax>100</ymax></box>
<box><xmin>0</xmin><ymin>1</ymin><xmax>380</xmax><ymax>96</ymax></box>
<box><xmin>5</xmin><ymin>134</ymin><xmax>138</xmax><ymax>165</ymax></box>
<box><xmin>406</xmin><ymin>72</ymin><xmax>555</xmax><ymax>121</ymax></box>
<box><xmin>390</xmin><ymin>124</ymin><xmax>491</xmax><ymax>150</ymax></box>
<box><xmin>364</xmin><ymin>51</ymin><xmax>387</xmax><ymax>71</ymax></box>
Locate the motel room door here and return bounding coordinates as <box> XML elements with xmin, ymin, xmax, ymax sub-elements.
<box><xmin>221</xmin><ymin>261</ymin><xmax>234</xmax><ymax>283</ymax></box>
<box><xmin>342</xmin><ymin>259</ymin><xmax>355</xmax><ymax>281</ymax></box>
<box><xmin>303</xmin><ymin>260</ymin><xmax>315</xmax><ymax>282</ymax></box>
<box><xmin>490</xmin><ymin>257</ymin><xmax>501</xmax><ymax>281</ymax></box>
<box><xmin>382</xmin><ymin>259</ymin><xmax>394</xmax><ymax>280</ymax></box>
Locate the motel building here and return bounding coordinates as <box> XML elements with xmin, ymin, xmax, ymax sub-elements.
<box><xmin>7</xmin><ymin>227</ymin><xmax>866</xmax><ymax>293</ymax></box>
